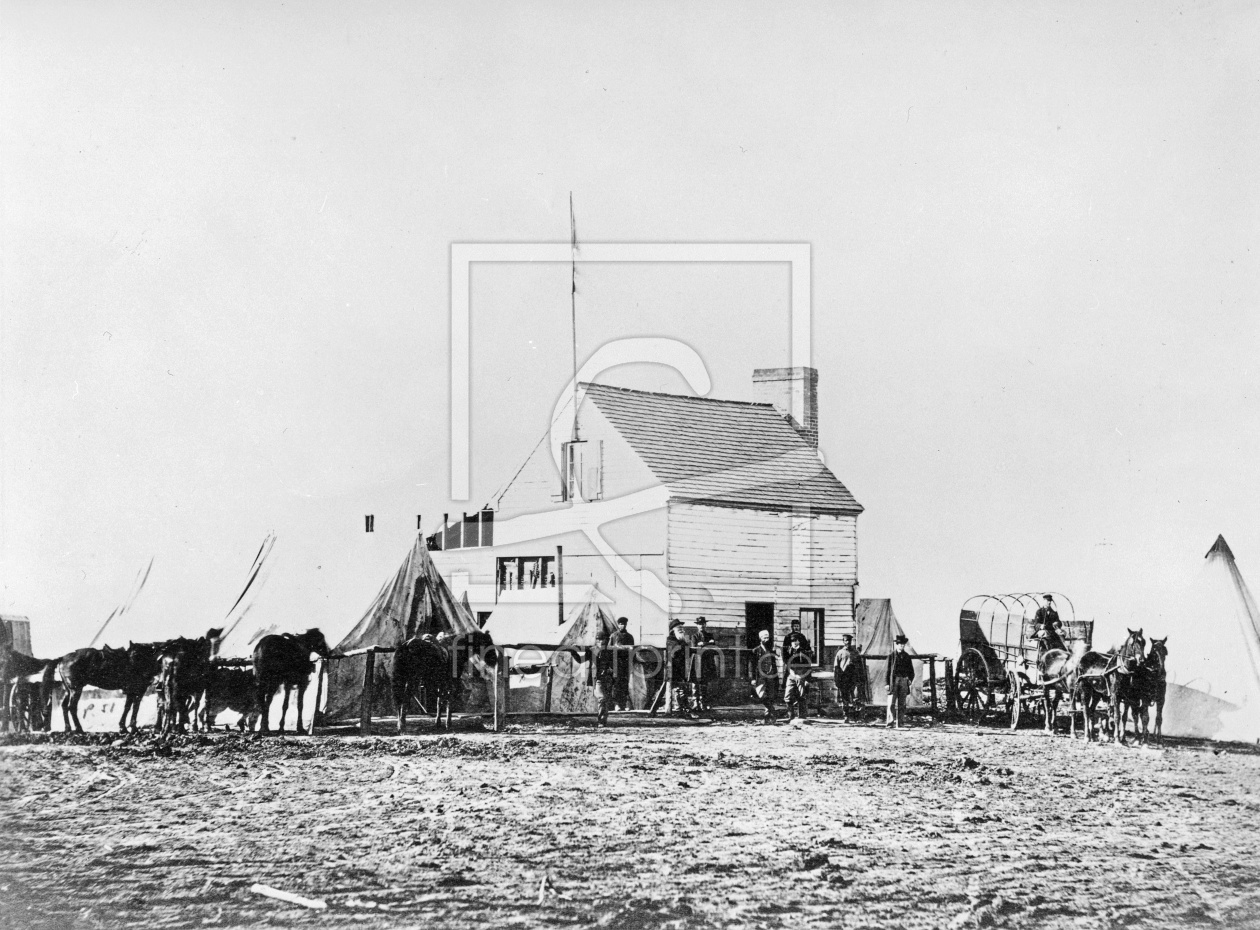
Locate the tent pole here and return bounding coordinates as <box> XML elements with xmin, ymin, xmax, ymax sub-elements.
<box><xmin>360</xmin><ymin>649</ymin><xmax>375</xmax><ymax>736</ymax></box>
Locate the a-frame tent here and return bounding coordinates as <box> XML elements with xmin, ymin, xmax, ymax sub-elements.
<box><xmin>325</xmin><ymin>536</ymin><xmax>488</xmax><ymax>722</ymax></box>
<box><xmin>855</xmin><ymin>598</ymin><xmax>923</xmax><ymax>706</ymax></box>
<box><xmin>1159</xmin><ymin>535</ymin><xmax>1260</xmax><ymax>742</ymax></box>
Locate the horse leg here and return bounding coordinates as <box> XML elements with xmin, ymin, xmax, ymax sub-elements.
<box><xmin>277</xmin><ymin>684</ymin><xmax>291</xmax><ymax>733</ymax></box>
<box><xmin>295</xmin><ymin>682</ymin><xmax>306</xmax><ymax>735</ymax></box>
<box><xmin>257</xmin><ymin>682</ymin><xmax>276</xmax><ymax>733</ymax></box>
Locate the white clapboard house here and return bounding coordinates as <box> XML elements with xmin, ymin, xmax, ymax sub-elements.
<box><xmin>429</xmin><ymin>367</ymin><xmax>862</xmax><ymax>658</ymax></box>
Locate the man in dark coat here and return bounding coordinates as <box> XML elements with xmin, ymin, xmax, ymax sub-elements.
<box><xmin>609</xmin><ymin>616</ymin><xmax>635</xmax><ymax>711</ymax></box>
<box><xmin>1034</xmin><ymin>595</ymin><xmax>1066</xmax><ymax>654</ymax></box>
<box><xmin>832</xmin><ymin>633</ymin><xmax>863</xmax><ymax>722</ymax></box>
<box><xmin>692</xmin><ymin>616</ymin><xmax>718</xmax><ymax>713</ymax></box>
<box><xmin>592</xmin><ymin>629</ymin><xmax>615</xmax><ymax>726</ymax></box>
<box><xmin>749</xmin><ymin>628</ymin><xmax>779</xmax><ymax>723</ymax></box>
<box><xmin>780</xmin><ymin>619</ymin><xmax>815</xmax><ymax>721</ymax></box>
<box><xmin>885</xmin><ymin>634</ymin><xmax>915</xmax><ymax>728</ymax></box>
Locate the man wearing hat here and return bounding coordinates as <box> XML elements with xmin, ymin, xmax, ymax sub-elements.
<box><xmin>692</xmin><ymin>617</ymin><xmax>718</xmax><ymax>713</ymax></box>
<box><xmin>885</xmin><ymin>634</ymin><xmax>915</xmax><ymax>728</ymax></box>
<box><xmin>1035</xmin><ymin>595</ymin><xmax>1066</xmax><ymax>653</ymax></box>
<box><xmin>749</xmin><ymin>628</ymin><xmax>779</xmax><ymax>723</ymax></box>
<box><xmin>609</xmin><ymin>616</ymin><xmax>635</xmax><ymax>711</ymax></box>
<box><xmin>666</xmin><ymin>619</ymin><xmax>694</xmax><ymax>717</ymax></box>
<box><xmin>780</xmin><ymin>618</ymin><xmax>815</xmax><ymax>721</ymax></box>
<box><xmin>592</xmin><ymin>628</ymin><xmax>615</xmax><ymax>726</ymax></box>
<box><xmin>832</xmin><ymin>632</ymin><xmax>863</xmax><ymax>722</ymax></box>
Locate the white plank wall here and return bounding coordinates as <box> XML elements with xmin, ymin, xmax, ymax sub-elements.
<box><xmin>667</xmin><ymin>501</ymin><xmax>858</xmax><ymax>649</ymax></box>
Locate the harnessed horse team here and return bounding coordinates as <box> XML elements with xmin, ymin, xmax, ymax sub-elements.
<box><xmin>1038</xmin><ymin>622</ymin><xmax>1168</xmax><ymax>744</ymax></box>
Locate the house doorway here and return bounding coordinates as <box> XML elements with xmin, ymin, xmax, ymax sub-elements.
<box><xmin>744</xmin><ymin>601</ymin><xmax>775</xmax><ymax>651</ymax></box>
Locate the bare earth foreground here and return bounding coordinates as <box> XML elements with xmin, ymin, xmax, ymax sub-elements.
<box><xmin>3</xmin><ymin>719</ymin><xmax>1259</xmax><ymax>930</ymax></box>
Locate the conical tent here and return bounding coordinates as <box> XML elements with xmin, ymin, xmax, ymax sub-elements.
<box><xmin>325</xmin><ymin>536</ymin><xmax>487</xmax><ymax>722</ymax></box>
<box><xmin>855</xmin><ymin>599</ymin><xmax>923</xmax><ymax>706</ymax></box>
<box><xmin>543</xmin><ymin>593</ymin><xmax>649</xmax><ymax>713</ymax></box>
<box><xmin>1158</xmin><ymin>535</ymin><xmax>1260</xmax><ymax>742</ymax></box>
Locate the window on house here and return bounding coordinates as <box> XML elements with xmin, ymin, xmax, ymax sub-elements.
<box><xmin>801</xmin><ymin>608</ymin><xmax>825</xmax><ymax>658</ymax></box>
<box><xmin>497</xmin><ymin>556</ymin><xmax>556</xmax><ymax>593</ymax></box>
<box><xmin>560</xmin><ymin>440</ymin><xmax>603</xmax><ymax>502</ymax></box>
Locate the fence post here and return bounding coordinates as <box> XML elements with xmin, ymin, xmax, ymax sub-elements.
<box><xmin>927</xmin><ymin>656</ymin><xmax>938</xmax><ymax>716</ymax></box>
<box><xmin>360</xmin><ymin>649</ymin><xmax>375</xmax><ymax>736</ymax></box>
<box><xmin>493</xmin><ymin>654</ymin><xmax>508</xmax><ymax>732</ymax></box>
<box><xmin>543</xmin><ymin>665</ymin><xmax>554</xmax><ymax>713</ymax></box>
<box><xmin>312</xmin><ymin>658</ymin><xmax>325</xmax><ymax>732</ymax></box>
<box><xmin>944</xmin><ymin>658</ymin><xmax>955</xmax><ymax>712</ymax></box>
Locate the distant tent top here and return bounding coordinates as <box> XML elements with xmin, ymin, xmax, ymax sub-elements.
<box><xmin>543</xmin><ymin>594</ymin><xmax>627</xmax><ymax>714</ymax></box>
<box><xmin>334</xmin><ymin>536</ymin><xmax>479</xmax><ymax>655</ymax></box>
<box><xmin>1159</xmin><ymin>534</ymin><xmax>1260</xmax><ymax>742</ymax></box>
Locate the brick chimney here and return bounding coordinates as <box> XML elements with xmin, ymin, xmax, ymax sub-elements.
<box><xmin>753</xmin><ymin>367</ymin><xmax>818</xmax><ymax>447</ymax></box>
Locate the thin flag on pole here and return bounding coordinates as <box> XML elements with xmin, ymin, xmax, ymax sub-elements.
<box><xmin>88</xmin><ymin>557</ymin><xmax>155</xmax><ymax>648</ymax></box>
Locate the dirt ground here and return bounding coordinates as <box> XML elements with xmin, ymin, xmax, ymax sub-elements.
<box><xmin>2</xmin><ymin>715</ymin><xmax>1259</xmax><ymax>930</ymax></box>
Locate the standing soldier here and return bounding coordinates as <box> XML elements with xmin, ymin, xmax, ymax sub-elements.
<box><xmin>609</xmin><ymin>616</ymin><xmax>635</xmax><ymax>711</ymax></box>
<box><xmin>666</xmin><ymin>620</ymin><xmax>694</xmax><ymax>718</ymax></box>
<box><xmin>885</xmin><ymin>633</ymin><xmax>915</xmax><ymax>728</ymax></box>
<box><xmin>692</xmin><ymin>616</ymin><xmax>717</xmax><ymax>713</ymax></box>
<box><xmin>832</xmin><ymin>632</ymin><xmax>863</xmax><ymax>722</ymax></box>
<box><xmin>750</xmin><ymin>628</ymin><xmax>779</xmax><ymax>724</ymax></box>
<box><xmin>592</xmin><ymin>629</ymin><xmax>615</xmax><ymax>727</ymax></box>
<box><xmin>781</xmin><ymin>619</ymin><xmax>815</xmax><ymax>721</ymax></box>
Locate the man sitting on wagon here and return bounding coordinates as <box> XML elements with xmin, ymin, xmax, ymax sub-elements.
<box><xmin>1035</xmin><ymin>594</ymin><xmax>1067</xmax><ymax>654</ymax></box>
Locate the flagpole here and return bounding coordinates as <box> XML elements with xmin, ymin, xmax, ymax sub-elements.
<box><xmin>569</xmin><ymin>192</ymin><xmax>580</xmax><ymax>443</ymax></box>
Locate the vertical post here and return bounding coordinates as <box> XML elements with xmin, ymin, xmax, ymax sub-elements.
<box><xmin>493</xmin><ymin>653</ymin><xmax>508</xmax><ymax>732</ymax></box>
<box><xmin>556</xmin><ymin>545</ymin><xmax>564</xmax><ymax>627</ymax></box>
<box><xmin>944</xmin><ymin>658</ymin><xmax>955</xmax><ymax>712</ymax></box>
<box><xmin>927</xmin><ymin>656</ymin><xmax>938</xmax><ymax>716</ymax></box>
<box><xmin>544</xmin><ymin>665</ymin><xmax>554</xmax><ymax>713</ymax></box>
<box><xmin>360</xmin><ymin>649</ymin><xmax>375</xmax><ymax>736</ymax></box>
<box><xmin>312</xmin><ymin>658</ymin><xmax>325</xmax><ymax>732</ymax></box>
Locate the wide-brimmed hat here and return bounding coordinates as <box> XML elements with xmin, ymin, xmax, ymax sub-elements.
<box><xmin>668</xmin><ymin>619</ymin><xmax>683</xmax><ymax>629</ymax></box>
<box><xmin>1043</xmin><ymin>594</ymin><xmax>1055</xmax><ymax>602</ymax></box>
<box><xmin>695</xmin><ymin>616</ymin><xmax>707</xmax><ymax>625</ymax></box>
<box><xmin>894</xmin><ymin>634</ymin><xmax>909</xmax><ymax>645</ymax></box>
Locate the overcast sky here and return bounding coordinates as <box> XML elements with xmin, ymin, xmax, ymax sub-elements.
<box><xmin>3</xmin><ymin>1</ymin><xmax>1257</xmax><ymax>658</ymax></box>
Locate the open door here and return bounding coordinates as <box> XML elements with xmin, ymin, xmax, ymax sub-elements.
<box><xmin>744</xmin><ymin>601</ymin><xmax>775</xmax><ymax>651</ymax></box>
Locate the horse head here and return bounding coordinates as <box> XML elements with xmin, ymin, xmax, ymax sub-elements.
<box><xmin>298</xmin><ymin>628</ymin><xmax>332</xmax><ymax>660</ymax></box>
<box><xmin>1147</xmin><ymin>636</ymin><xmax>1168</xmax><ymax>673</ymax></box>
<box><xmin>1118</xmin><ymin>628</ymin><xmax>1146</xmax><ymax>673</ymax></box>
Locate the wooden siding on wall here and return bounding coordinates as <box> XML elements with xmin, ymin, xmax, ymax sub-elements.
<box><xmin>667</xmin><ymin>501</ymin><xmax>858</xmax><ymax>649</ymax></box>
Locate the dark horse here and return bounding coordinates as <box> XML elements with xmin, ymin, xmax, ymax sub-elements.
<box><xmin>253</xmin><ymin>629</ymin><xmax>331</xmax><ymax>734</ymax></box>
<box><xmin>392</xmin><ymin>630</ymin><xmax>498</xmax><ymax>733</ymax></box>
<box><xmin>156</xmin><ymin>627</ymin><xmax>223</xmax><ymax>734</ymax></box>
<box><xmin>1134</xmin><ymin>637</ymin><xmax>1168</xmax><ymax>745</ymax></box>
<box><xmin>7</xmin><ymin>652</ymin><xmax>58</xmax><ymax>732</ymax></box>
<box><xmin>1110</xmin><ymin>628</ymin><xmax>1147</xmax><ymax>745</ymax></box>
<box><xmin>59</xmin><ymin>641</ymin><xmax>162</xmax><ymax>733</ymax></box>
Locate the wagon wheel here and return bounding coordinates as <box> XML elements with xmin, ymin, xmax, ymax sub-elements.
<box><xmin>954</xmin><ymin>648</ymin><xmax>991</xmax><ymax>724</ymax></box>
<box><xmin>1008</xmin><ymin>669</ymin><xmax>1022</xmax><ymax>730</ymax></box>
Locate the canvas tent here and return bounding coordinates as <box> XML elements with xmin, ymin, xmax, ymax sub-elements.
<box><xmin>1157</xmin><ymin>535</ymin><xmax>1260</xmax><ymax>742</ymax></box>
<box><xmin>543</xmin><ymin>594</ymin><xmax>653</xmax><ymax>713</ymax></box>
<box><xmin>854</xmin><ymin>599</ymin><xmax>924</xmax><ymax>706</ymax></box>
<box><xmin>325</xmin><ymin>536</ymin><xmax>489</xmax><ymax>723</ymax></box>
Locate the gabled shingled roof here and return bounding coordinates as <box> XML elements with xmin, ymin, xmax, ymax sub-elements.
<box><xmin>582</xmin><ymin>382</ymin><xmax>862</xmax><ymax>515</ymax></box>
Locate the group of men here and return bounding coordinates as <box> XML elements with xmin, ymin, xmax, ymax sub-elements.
<box><xmin>592</xmin><ymin>614</ymin><xmax>919</xmax><ymax>727</ymax></box>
